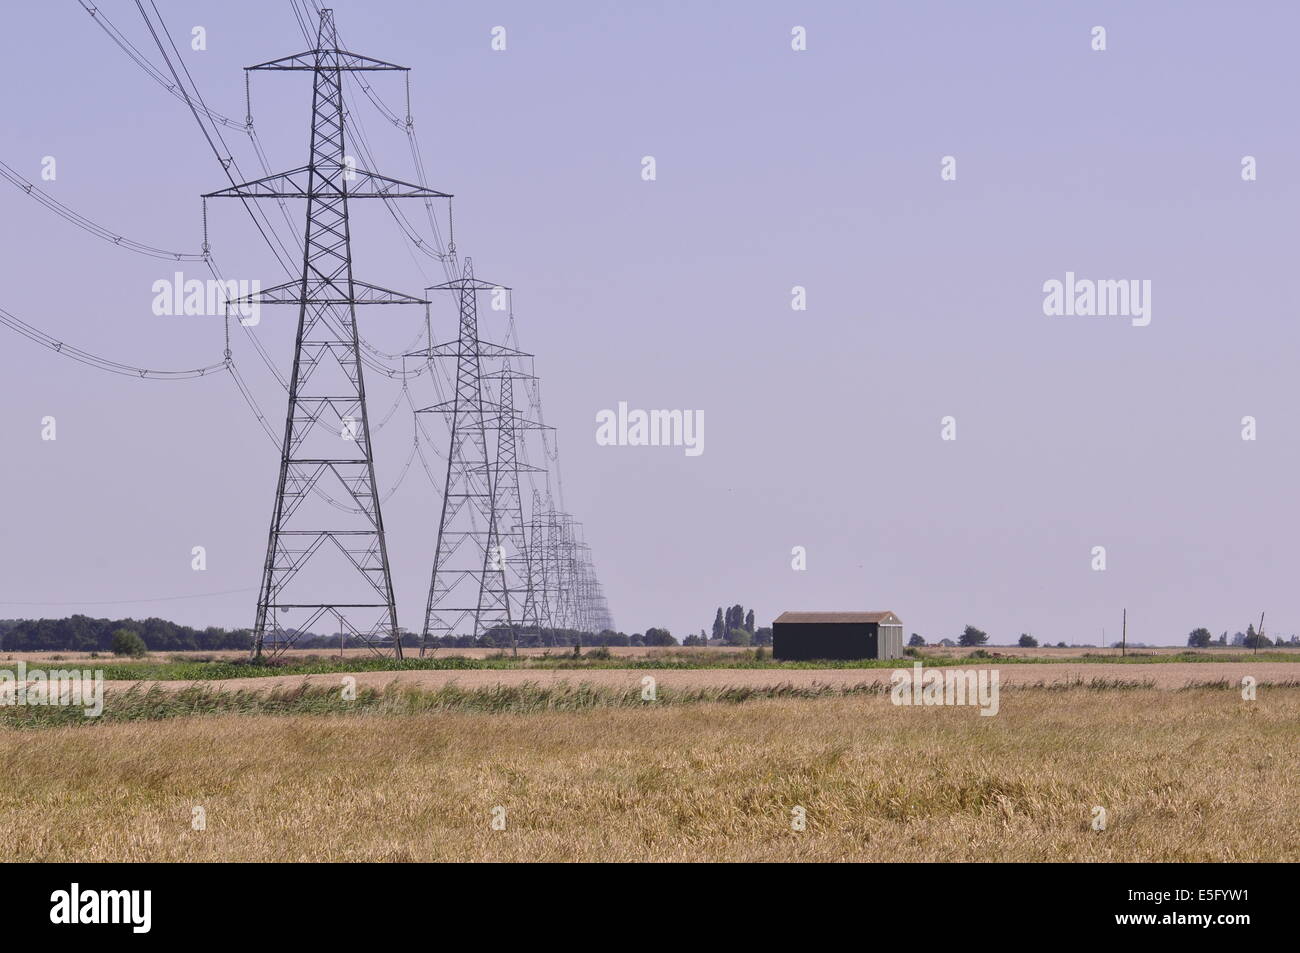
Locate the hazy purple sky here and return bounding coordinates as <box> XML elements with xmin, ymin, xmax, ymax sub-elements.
<box><xmin>2</xmin><ymin>1</ymin><xmax>1298</xmax><ymax>645</ymax></box>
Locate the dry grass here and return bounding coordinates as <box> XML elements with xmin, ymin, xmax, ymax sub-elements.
<box><xmin>2</xmin><ymin>686</ymin><xmax>1295</xmax><ymax>861</ymax></box>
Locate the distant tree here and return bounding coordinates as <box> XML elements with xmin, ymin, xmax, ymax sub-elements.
<box><xmin>643</xmin><ymin>627</ymin><xmax>677</xmax><ymax>646</ymax></box>
<box><xmin>744</xmin><ymin>609</ymin><xmax>755</xmax><ymax>633</ymax></box>
<box><xmin>958</xmin><ymin>625</ymin><xmax>989</xmax><ymax>647</ymax></box>
<box><xmin>0</xmin><ymin>615</ymin><xmax>251</xmax><ymax>652</ymax></box>
<box><xmin>908</xmin><ymin>633</ymin><xmax>925</xmax><ymax>647</ymax></box>
<box><xmin>1056</xmin><ymin>641</ymin><xmax>1067</xmax><ymax>648</ymax></box>
<box><xmin>1018</xmin><ymin>633</ymin><xmax>1038</xmax><ymax>648</ymax></box>
<box><xmin>111</xmin><ymin>629</ymin><xmax>147</xmax><ymax>658</ymax></box>
<box><xmin>712</xmin><ymin>608</ymin><xmax>724</xmax><ymax>642</ymax></box>
<box><xmin>683</xmin><ymin>633</ymin><xmax>703</xmax><ymax>646</ymax></box>
<box><xmin>1244</xmin><ymin>625</ymin><xmax>1272</xmax><ymax>649</ymax></box>
<box><xmin>598</xmin><ymin>630</ymin><xmax>630</xmax><ymax>647</ymax></box>
<box><xmin>1187</xmin><ymin>628</ymin><xmax>1213</xmax><ymax>648</ymax></box>
<box><xmin>726</xmin><ymin>627</ymin><xmax>752</xmax><ymax>647</ymax></box>
<box><xmin>753</xmin><ymin>626</ymin><xmax>773</xmax><ymax>646</ymax></box>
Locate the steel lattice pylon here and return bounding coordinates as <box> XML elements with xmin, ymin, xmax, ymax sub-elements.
<box><xmin>205</xmin><ymin>8</ymin><xmax>448</xmax><ymax>659</ymax></box>
<box><xmin>412</xmin><ymin>259</ymin><xmax>526</xmax><ymax>653</ymax></box>
<box><xmin>525</xmin><ymin>489</ymin><xmax>551</xmax><ymax>636</ymax></box>
<box><xmin>486</xmin><ymin>367</ymin><xmax>550</xmax><ymax>649</ymax></box>
<box><xmin>547</xmin><ymin>509</ymin><xmax>586</xmax><ymax>636</ymax></box>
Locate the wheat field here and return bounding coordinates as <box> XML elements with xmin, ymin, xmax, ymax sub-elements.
<box><xmin>2</xmin><ymin>684</ymin><xmax>1295</xmax><ymax>862</ymax></box>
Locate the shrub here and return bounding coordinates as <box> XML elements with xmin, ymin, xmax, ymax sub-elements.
<box><xmin>111</xmin><ymin>629</ymin><xmax>147</xmax><ymax>658</ymax></box>
<box><xmin>643</xmin><ymin>627</ymin><xmax>676</xmax><ymax>647</ymax></box>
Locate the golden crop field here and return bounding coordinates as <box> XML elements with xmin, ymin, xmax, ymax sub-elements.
<box><xmin>3</xmin><ymin>684</ymin><xmax>1295</xmax><ymax>862</ymax></box>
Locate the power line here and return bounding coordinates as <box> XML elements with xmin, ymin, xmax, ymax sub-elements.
<box><xmin>116</xmin><ymin>0</ymin><xmax>435</xmax><ymax>508</ymax></box>
<box><xmin>0</xmin><ymin>304</ymin><xmax>227</xmax><ymax>379</ymax></box>
<box><xmin>204</xmin><ymin>7</ymin><xmax>447</xmax><ymax>659</ymax></box>
<box><xmin>0</xmin><ymin>159</ymin><xmax>206</xmax><ymax>260</ymax></box>
<box><xmin>74</xmin><ymin>0</ymin><xmax>246</xmax><ymax>131</ymax></box>
<box><xmin>26</xmin><ymin>1</ymin><xmax>613</xmax><ymax>635</ymax></box>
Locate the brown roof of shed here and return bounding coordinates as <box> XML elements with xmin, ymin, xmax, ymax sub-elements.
<box><xmin>773</xmin><ymin>611</ymin><xmax>899</xmax><ymax>624</ymax></box>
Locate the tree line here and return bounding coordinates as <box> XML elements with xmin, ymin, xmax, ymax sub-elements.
<box><xmin>428</xmin><ymin>626</ymin><xmax>678</xmax><ymax>649</ymax></box>
<box><xmin>904</xmin><ymin>624</ymin><xmax>1298</xmax><ymax>649</ymax></box>
<box><xmin>1186</xmin><ymin>625</ymin><xmax>1297</xmax><ymax>648</ymax></box>
<box><xmin>0</xmin><ymin>617</ymin><xmax>682</xmax><ymax>653</ymax></box>
<box><xmin>686</xmin><ymin>604</ymin><xmax>771</xmax><ymax>646</ymax></box>
<box><xmin>0</xmin><ymin>615</ymin><xmax>252</xmax><ymax>652</ymax></box>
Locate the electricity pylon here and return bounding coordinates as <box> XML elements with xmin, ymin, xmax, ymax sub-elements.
<box><xmin>205</xmin><ymin>8</ymin><xmax>448</xmax><ymax>659</ymax></box>
<box><xmin>552</xmin><ymin>510</ymin><xmax>584</xmax><ymax>634</ymax></box>
<box><xmin>525</xmin><ymin>489</ymin><xmax>552</xmax><ymax>637</ymax></box>
<box><xmin>485</xmin><ymin>367</ymin><xmax>550</xmax><ymax>649</ymax></box>
<box><xmin>412</xmin><ymin>259</ymin><xmax>531</xmax><ymax>654</ymax></box>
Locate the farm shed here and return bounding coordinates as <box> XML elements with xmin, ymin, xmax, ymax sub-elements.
<box><xmin>772</xmin><ymin>611</ymin><xmax>904</xmax><ymax>661</ymax></box>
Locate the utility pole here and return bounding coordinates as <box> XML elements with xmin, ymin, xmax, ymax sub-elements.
<box><xmin>1121</xmin><ymin>608</ymin><xmax>1126</xmax><ymax>658</ymax></box>
<box><xmin>206</xmin><ymin>8</ymin><xmax>448</xmax><ymax>660</ymax></box>
<box><xmin>1256</xmin><ymin>611</ymin><xmax>1265</xmax><ymax>656</ymax></box>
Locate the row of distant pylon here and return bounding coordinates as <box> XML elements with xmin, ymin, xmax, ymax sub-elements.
<box><xmin>201</xmin><ymin>8</ymin><xmax>611</xmax><ymax>659</ymax></box>
<box><xmin>415</xmin><ymin>257</ymin><xmax>614</xmax><ymax>655</ymax></box>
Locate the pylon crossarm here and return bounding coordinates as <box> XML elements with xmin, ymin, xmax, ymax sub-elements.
<box><xmin>205</xmin><ymin>167</ymin><xmax>449</xmax><ymax>200</ymax></box>
<box><xmin>404</xmin><ymin>340</ymin><xmax>529</xmax><ymax>359</ymax></box>
<box><xmin>247</xmin><ymin>49</ymin><xmax>409</xmax><ymax>72</ymax></box>
<box><xmin>426</xmin><ymin>278</ymin><xmax>511</xmax><ymax>291</ymax></box>
<box><xmin>230</xmin><ymin>279</ymin><xmax>430</xmax><ymax>308</ymax></box>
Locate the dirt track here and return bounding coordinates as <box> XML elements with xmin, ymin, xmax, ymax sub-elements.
<box><xmin>100</xmin><ymin>661</ymin><xmax>1299</xmax><ymax>694</ymax></box>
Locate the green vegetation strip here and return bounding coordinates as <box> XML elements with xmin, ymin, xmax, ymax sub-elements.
<box><xmin>3</xmin><ymin>677</ymin><xmax>1298</xmax><ymax>729</ymax></box>
<box><xmin>3</xmin><ymin>649</ymin><xmax>1299</xmax><ymax>682</ymax></box>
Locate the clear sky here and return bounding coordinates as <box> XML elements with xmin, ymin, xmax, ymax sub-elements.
<box><xmin>2</xmin><ymin>1</ymin><xmax>1297</xmax><ymax>645</ymax></box>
